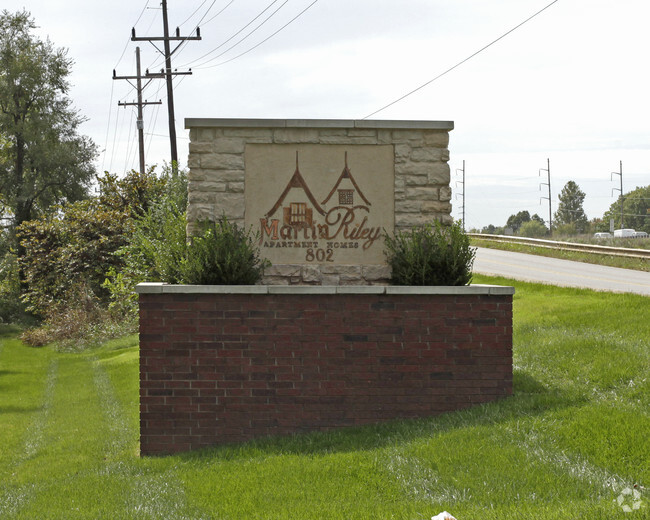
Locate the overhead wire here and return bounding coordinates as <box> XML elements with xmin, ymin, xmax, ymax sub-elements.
<box><xmin>108</xmin><ymin>103</ymin><xmax>123</xmax><ymax>174</ymax></box>
<box><xmin>169</xmin><ymin>0</ymin><xmax>221</xmax><ymax>64</ymax></box>
<box><xmin>108</xmin><ymin>2</ymin><xmax>162</xmax><ymax>174</ymax></box>
<box><xmin>178</xmin><ymin>0</ymin><xmax>210</xmax><ymax>28</ymax></box>
<box><xmin>114</xmin><ymin>1</ymin><xmax>150</xmax><ymax>69</ymax></box>
<box><xmin>123</xmin><ymin>108</ymin><xmax>136</xmax><ymax>173</ymax></box>
<box><xmin>181</xmin><ymin>0</ymin><xmax>283</xmax><ymax>68</ymax></box>
<box><xmin>195</xmin><ymin>0</ymin><xmax>319</xmax><ymax>69</ymax></box>
<box><xmin>363</xmin><ymin>0</ymin><xmax>561</xmax><ymax>119</ymax></box>
<box><xmin>100</xmin><ymin>81</ymin><xmax>116</xmax><ymax>173</ymax></box>
<box><xmin>202</xmin><ymin>0</ymin><xmax>237</xmax><ymax>26</ymax></box>
<box><xmin>191</xmin><ymin>0</ymin><xmax>222</xmax><ymax>29</ymax></box>
<box><xmin>192</xmin><ymin>0</ymin><xmax>290</xmax><ymax>67</ymax></box>
<box><xmin>145</xmin><ymin>102</ymin><xmax>162</xmax><ymax>159</ymax></box>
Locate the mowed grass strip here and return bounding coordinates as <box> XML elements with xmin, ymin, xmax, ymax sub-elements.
<box><xmin>0</xmin><ymin>279</ymin><xmax>648</xmax><ymax>519</ymax></box>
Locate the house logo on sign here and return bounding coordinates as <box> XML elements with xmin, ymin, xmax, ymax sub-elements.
<box><xmin>259</xmin><ymin>151</ymin><xmax>382</xmax><ymax>263</ymax></box>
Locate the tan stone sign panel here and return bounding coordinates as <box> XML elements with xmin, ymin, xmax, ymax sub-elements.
<box><xmin>245</xmin><ymin>144</ymin><xmax>395</xmax><ymax>265</ymax></box>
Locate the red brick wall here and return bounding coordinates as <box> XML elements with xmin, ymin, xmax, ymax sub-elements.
<box><xmin>139</xmin><ymin>289</ymin><xmax>513</xmax><ymax>455</ymax></box>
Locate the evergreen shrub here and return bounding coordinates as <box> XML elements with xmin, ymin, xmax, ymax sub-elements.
<box><xmin>180</xmin><ymin>216</ymin><xmax>269</xmax><ymax>285</ymax></box>
<box><xmin>384</xmin><ymin>220</ymin><xmax>476</xmax><ymax>286</ymax></box>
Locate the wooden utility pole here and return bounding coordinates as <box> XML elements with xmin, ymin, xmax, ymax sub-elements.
<box><xmin>131</xmin><ymin>0</ymin><xmax>201</xmax><ymax>168</ymax></box>
<box><xmin>113</xmin><ymin>47</ymin><xmax>162</xmax><ymax>174</ymax></box>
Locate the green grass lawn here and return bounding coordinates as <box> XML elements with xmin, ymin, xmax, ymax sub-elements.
<box><xmin>1</xmin><ymin>277</ymin><xmax>648</xmax><ymax>519</ymax></box>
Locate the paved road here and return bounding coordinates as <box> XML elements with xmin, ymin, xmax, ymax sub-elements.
<box><xmin>473</xmin><ymin>247</ymin><xmax>650</xmax><ymax>296</ymax></box>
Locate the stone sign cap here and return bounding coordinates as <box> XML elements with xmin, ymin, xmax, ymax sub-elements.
<box><xmin>185</xmin><ymin>118</ymin><xmax>454</xmax><ymax>130</ymax></box>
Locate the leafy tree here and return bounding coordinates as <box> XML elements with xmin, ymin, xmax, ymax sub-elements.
<box><xmin>17</xmin><ymin>169</ymin><xmax>175</xmax><ymax>318</ymax></box>
<box><xmin>531</xmin><ymin>213</ymin><xmax>546</xmax><ymax>225</ymax></box>
<box><xmin>17</xmin><ymin>199</ymin><xmax>130</xmax><ymax>317</ymax></box>
<box><xmin>481</xmin><ymin>224</ymin><xmax>505</xmax><ymax>235</ymax></box>
<box><xmin>600</xmin><ymin>185</ymin><xmax>650</xmax><ymax>233</ymax></box>
<box><xmin>554</xmin><ymin>181</ymin><xmax>588</xmax><ymax>233</ymax></box>
<box><xmin>103</xmin><ymin>167</ymin><xmax>189</xmax><ymax>316</ymax></box>
<box><xmin>506</xmin><ymin>210</ymin><xmax>531</xmax><ymax>233</ymax></box>
<box><xmin>0</xmin><ymin>10</ymin><xmax>97</xmax><ymax>249</ymax></box>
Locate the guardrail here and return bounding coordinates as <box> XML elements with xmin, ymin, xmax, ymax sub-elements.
<box><xmin>468</xmin><ymin>234</ymin><xmax>650</xmax><ymax>260</ymax></box>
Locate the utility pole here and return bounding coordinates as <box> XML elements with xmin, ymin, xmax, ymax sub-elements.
<box><xmin>611</xmin><ymin>160</ymin><xmax>624</xmax><ymax>229</ymax></box>
<box><xmin>539</xmin><ymin>158</ymin><xmax>552</xmax><ymax>234</ymax></box>
<box><xmin>113</xmin><ymin>47</ymin><xmax>162</xmax><ymax>174</ymax></box>
<box><xmin>131</xmin><ymin>0</ymin><xmax>201</xmax><ymax>169</ymax></box>
<box><xmin>455</xmin><ymin>160</ymin><xmax>466</xmax><ymax>231</ymax></box>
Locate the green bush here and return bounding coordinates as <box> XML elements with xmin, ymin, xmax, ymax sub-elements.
<box><xmin>179</xmin><ymin>216</ymin><xmax>269</xmax><ymax>285</ymax></box>
<box><xmin>553</xmin><ymin>222</ymin><xmax>578</xmax><ymax>237</ymax></box>
<box><xmin>519</xmin><ymin>220</ymin><xmax>549</xmax><ymax>238</ymax></box>
<box><xmin>102</xmin><ymin>167</ymin><xmax>189</xmax><ymax>316</ymax></box>
<box><xmin>384</xmin><ymin>220</ymin><xmax>476</xmax><ymax>286</ymax></box>
<box><xmin>17</xmin><ymin>199</ymin><xmax>130</xmax><ymax>316</ymax></box>
<box><xmin>0</xmin><ymin>249</ymin><xmax>27</xmax><ymax>323</ymax></box>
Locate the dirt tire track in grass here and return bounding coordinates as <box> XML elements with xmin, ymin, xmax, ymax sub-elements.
<box><xmin>382</xmin><ymin>448</ymin><xmax>471</xmax><ymax>506</ymax></box>
<box><xmin>89</xmin><ymin>355</ymin><xmax>205</xmax><ymax>519</ymax></box>
<box><xmin>90</xmin><ymin>355</ymin><xmax>134</xmax><ymax>459</ymax></box>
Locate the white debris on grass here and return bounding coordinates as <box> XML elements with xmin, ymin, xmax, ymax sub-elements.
<box><xmin>431</xmin><ymin>511</ymin><xmax>457</xmax><ymax>520</ymax></box>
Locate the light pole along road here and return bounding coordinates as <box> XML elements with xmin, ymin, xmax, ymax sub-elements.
<box><xmin>473</xmin><ymin>247</ymin><xmax>650</xmax><ymax>297</ymax></box>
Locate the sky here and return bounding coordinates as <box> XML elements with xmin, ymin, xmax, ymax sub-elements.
<box><xmin>6</xmin><ymin>0</ymin><xmax>650</xmax><ymax>229</ymax></box>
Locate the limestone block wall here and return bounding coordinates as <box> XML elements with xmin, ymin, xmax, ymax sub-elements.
<box><xmin>185</xmin><ymin>119</ymin><xmax>454</xmax><ymax>285</ymax></box>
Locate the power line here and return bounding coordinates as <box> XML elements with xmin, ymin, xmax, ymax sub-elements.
<box><xmin>101</xmin><ymin>81</ymin><xmax>116</xmax><ymax>173</ymax></box>
<box><xmin>131</xmin><ymin>0</ymin><xmax>201</xmax><ymax>168</ymax></box>
<box><xmin>196</xmin><ymin>0</ymin><xmax>319</xmax><ymax>69</ymax></box>
<box><xmin>202</xmin><ymin>0</ymin><xmax>237</xmax><ymax>26</ymax></box>
<box><xmin>114</xmin><ymin>1</ymin><xmax>151</xmax><ymax>69</ymax></box>
<box><xmin>178</xmin><ymin>0</ymin><xmax>210</xmax><ymax>28</ymax></box>
<box><xmin>171</xmin><ymin>0</ymin><xmax>221</xmax><ymax>63</ymax></box>
<box><xmin>193</xmin><ymin>0</ymin><xmax>289</xmax><ymax>67</ymax></box>
<box><xmin>182</xmin><ymin>0</ymin><xmax>283</xmax><ymax>68</ymax></box>
<box><xmin>363</xmin><ymin>0</ymin><xmax>561</xmax><ymax>119</ymax></box>
<box><xmin>108</xmin><ymin>103</ymin><xmax>123</xmax><ymax>174</ymax></box>
<box><xmin>114</xmin><ymin>47</ymin><xmax>164</xmax><ymax>174</ymax></box>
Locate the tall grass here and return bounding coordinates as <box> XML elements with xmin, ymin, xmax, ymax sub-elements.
<box><xmin>0</xmin><ymin>278</ymin><xmax>648</xmax><ymax>519</ymax></box>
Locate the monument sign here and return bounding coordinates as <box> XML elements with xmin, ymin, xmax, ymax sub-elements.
<box><xmin>185</xmin><ymin>118</ymin><xmax>454</xmax><ymax>284</ymax></box>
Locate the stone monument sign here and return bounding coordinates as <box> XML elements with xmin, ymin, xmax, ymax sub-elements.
<box><xmin>185</xmin><ymin>118</ymin><xmax>454</xmax><ymax>284</ymax></box>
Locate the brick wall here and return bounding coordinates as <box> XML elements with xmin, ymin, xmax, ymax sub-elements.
<box><xmin>138</xmin><ymin>284</ymin><xmax>513</xmax><ymax>455</ymax></box>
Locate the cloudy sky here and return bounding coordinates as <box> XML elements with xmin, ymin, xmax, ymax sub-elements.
<box><xmin>7</xmin><ymin>0</ymin><xmax>650</xmax><ymax>229</ymax></box>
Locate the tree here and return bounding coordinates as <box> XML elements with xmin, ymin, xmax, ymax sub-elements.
<box><xmin>506</xmin><ymin>210</ymin><xmax>531</xmax><ymax>233</ymax></box>
<box><xmin>16</xmin><ymin>169</ymin><xmax>174</xmax><ymax>318</ymax></box>
<box><xmin>531</xmin><ymin>213</ymin><xmax>546</xmax><ymax>226</ymax></box>
<box><xmin>0</xmin><ymin>10</ymin><xmax>97</xmax><ymax>249</ymax></box>
<box><xmin>554</xmin><ymin>181</ymin><xmax>588</xmax><ymax>233</ymax></box>
<box><xmin>481</xmin><ymin>224</ymin><xmax>505</xmax><ymax>235</ymax></box>
<box><xmin>600</xmin><ymin>185</ymin><xmax>650</xmax><ymax>234</ymax></box>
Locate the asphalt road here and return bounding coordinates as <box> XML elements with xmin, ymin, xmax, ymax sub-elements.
<box><xmin>473</xmin><ymin>247</ymin><xmax>650</xmax><ymax>296</ymax></box>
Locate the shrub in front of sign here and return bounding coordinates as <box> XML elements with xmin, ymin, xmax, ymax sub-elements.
<box><xmin>180</xmin><ymin>216</ymin><xmax>270</xmax><ymax>285</ymax></box>
<box><xmin>384</xmin><ymin>220</ymin><xmax>476</xmax><ymax>286</ymax></box>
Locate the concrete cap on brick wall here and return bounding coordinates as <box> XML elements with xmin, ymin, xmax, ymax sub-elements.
<box><xmin>136</xmin><ymin>283</ymin><xmax>514</xmax><ymax>295</ymax></box>
<box><xmin>184</xmin><ymin>118</ymin><xmax>454</xmax><ymax>131</ymax></box>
